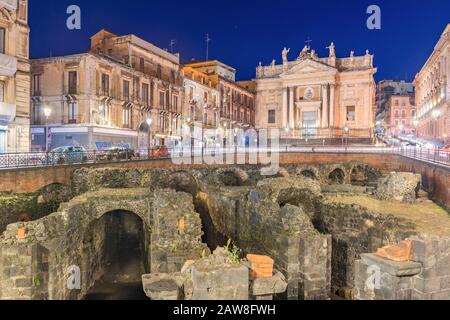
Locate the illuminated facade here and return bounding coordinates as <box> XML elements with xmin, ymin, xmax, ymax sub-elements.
<box><xmin>414</xmin><ymin>24</ymin><xmax>450</xmax><ymax>144</ymax></box>
<box><xmin>254</xmin><ymin>44</ymin><xmax>377</xmax><ymax>143</ymax></box>
<box><xmin>385</xmin><ymin>95</ymin><xmax>416</xmax><ymax>137</ymax></box>
<box><xmin>30</xmin><ymin>29</ymin><xmax>183</xmax><ymax>151</ymax></box>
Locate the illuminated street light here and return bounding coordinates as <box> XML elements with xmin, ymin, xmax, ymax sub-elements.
<box><xmin>43</xmin><ymin>107</ymin><xmax>52</xmax><ymax>118</ymax></box>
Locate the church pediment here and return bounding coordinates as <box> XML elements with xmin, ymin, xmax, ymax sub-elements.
<box><xmin>281</xmin><ymin>59</ymin><xmax>336</xmax><ymax>77</ymax></box>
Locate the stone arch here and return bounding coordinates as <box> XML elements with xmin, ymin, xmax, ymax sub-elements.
<box><xmin>83</xmin><ymin>209</ymin><xmax>148</xmax><ymax>300</ymax></box>
<box><xmin>328</xmin><ymin>168</ymin><xmax>346</xmax><ymax>185</ymax></box>
<box><xmin>161</xmin><ymin>171</ymin><xmax>201</xmax><ymax>196</ymax></box>
<box><xmin>350</xmin><ymin>164</ymin><xmax>382</xmax><ymax>185</ymax></box>
<box><xmin>300</xmin><ymin>169</ymin><xmax>318</xmax><ymax>180</ymax></box>
<box><xmin>217</xmin><ymin>168</ymin><xmax>249</xmax><ymax>186</ymax></box>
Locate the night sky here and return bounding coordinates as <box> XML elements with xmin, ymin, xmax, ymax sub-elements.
<box><xmin>29</xmin><ymin>0</ymin><xmax>450</xmax><ymax>82</ymax></box>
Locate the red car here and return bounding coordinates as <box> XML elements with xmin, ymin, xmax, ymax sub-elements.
<box><xmin>151</xmin><ymin>146</ymin><xmax>170</xmax><ymax>158</ymax></box>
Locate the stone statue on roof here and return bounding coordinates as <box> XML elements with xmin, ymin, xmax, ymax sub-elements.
<box><xmin>282</xmin><ymin>47</ymin><xmax>290</xmax><ymax>64</ymax></box>
<box><xmin>327</xmin><ymin>42</ymin><xmax>336</xmax><ymax>57</ymax></box>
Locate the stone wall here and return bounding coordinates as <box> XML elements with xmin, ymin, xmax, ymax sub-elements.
<box><xmin>0</xmin><ymin>153</ymin><xmax>448</xmax><ymax>210</ymax></box>
<box><xmin>354</xmin><ymin>234</ymin><xmax>450</xmax><ymax>300</ymax></box>
<box><xmin>0</xmin><ymin>184</ymin><xmax>73</xmax><ymax>234</ymax></box>
<box><xmin>314</xmin><ymin>200</ymin><xmax>418</xmax><ymax>292</ymax></box>
<box><xmin>0</xmin><ymin>188</ymin><xmax>205</xmax><ymax>300</ymax></box>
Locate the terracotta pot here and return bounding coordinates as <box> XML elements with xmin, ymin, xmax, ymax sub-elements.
<box><xmin>247</xmin><ymin>254</ymin><xmax>274</xmax><ymax>278</ymax></box>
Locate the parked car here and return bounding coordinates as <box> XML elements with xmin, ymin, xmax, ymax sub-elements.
<box><xmin>45</xmin><ymin>146</ymin><xmax>88</xmax><ymax>164</ymax></box>
<box><xmin>439</xmin><ymin>144</ymin><xmax>450</xmax><ymax>158</ymax></box>
<box><xmin>96</xmin><ymin>146</ymin><xmax>135</xmax><ymax>161</ymax></box>
<box><xmin>151</xmin><ymin>145</ymin><xmax>170</xmax><ymax>158</ymax></box>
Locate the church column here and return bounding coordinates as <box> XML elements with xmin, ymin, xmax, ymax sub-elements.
<box><xmin>322</xmin><ymin>84</ymin><xmax>329</xmax><ymax>128</ymax></box>
<box><xmin>329</xmin><ymin>84</ymin><xmax>335</xmax><ymax>129</ymax></box>
<box><xmin>289</xmin><ymin>87</ymin><xmax>295</xmax><ymax>129</ymax></box>
<box><xmin>282</xmin><ymin>87</ymin><xmax>288</xmax><ymax>128</ymax></box>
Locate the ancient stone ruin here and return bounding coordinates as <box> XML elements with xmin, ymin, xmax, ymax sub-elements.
<box><xmin>0</xmin><ymin>161</ymin><xmax>449</xmax><ymax>300</ymax></box>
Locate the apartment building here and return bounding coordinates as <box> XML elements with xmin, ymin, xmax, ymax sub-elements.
<box><xmin>30</xmin><ymin>29</ymin><xmax>183</xmax><ymax>151</ymax></box>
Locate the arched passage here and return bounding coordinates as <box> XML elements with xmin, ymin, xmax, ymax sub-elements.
<box><xmin>328</xmin><ymin>168</ymin><xmax>346</xmax><ymax>185</ymax></box>
<box><xmin>83</xmin><ymin>210</ymin><xmax>148</xmax><ymax>300</ymax></box>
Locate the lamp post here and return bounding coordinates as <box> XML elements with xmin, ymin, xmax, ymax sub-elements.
<box><xmin>43</xmin><ymin>107</ymin><xmax>52</xmax><ymax>152</ymax></box>
<box><xmin>342</xmin><ymin>126</ymin><xmax>349</xmax><ymax>148</ymax></box>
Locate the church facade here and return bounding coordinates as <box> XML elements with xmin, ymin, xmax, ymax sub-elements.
<box><xmin>254</xmin><ymin>44</ymin><xmax>377</xmax><ymax>143</ymax></box>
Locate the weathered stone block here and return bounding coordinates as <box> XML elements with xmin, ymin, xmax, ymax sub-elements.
<box><xmin>250</xmin><ymin>270</ymin><xmax>287</xmax><ymax>296</ymax></box>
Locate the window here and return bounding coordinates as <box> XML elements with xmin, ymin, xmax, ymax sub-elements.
<box><xmin>204</xmin><ymin>92</ymin><xmax>208</xmax><ymax>103</ymax></box>
<box><xmin>32</xmin><ymin>103</ymin><xmax>41</xmax><ymax>124</ymax></box>
<box><xmin>172</xmin><ymin>95</ymin><xmax>178</xmax><ymax>110</ymax></box>
<box><xmin>402</xmin><ymin>110</ymin><xmax>407</xmax><ymax>118</ymax></box>
<box><xmin>412</xmin><ymin>110</ymin><xmax>416</xmax><ymax>118</ymax></box>
<box><xmin>204</xmin><ymin>113</ymin><xmax>208</xmax><ymax>125</ymax></box>
<box><xmin>101</xmin><ymin>74</ymin><xmax>110</xmax><ymax>96</ymax></box>
<box><xmin>157</xmin><ymin>64</ymin><xmax>162</xmax><ymax>78</ymax></box>
<box><xmin>100</xmin><ymin>104</ymin><xmax>110</xmax><ymax>124</ymax></box>
<box><xmin>68</xmin><ymin>102</ymin><xmax>77</xmax><ymax>123</ymax></box>
<box><xmin>122</xmin><ymin>108</ymin><xmax>130</xmax><ymax>127</ymax></box>
<box><xmin>68</xmin><ymin>71</ymin><xmax>77</xmax><ymax>94</ymax></box>
<box><xmin>0</xmin><ymin>82</ymin><xmax>4</xmax><ymax>103</ymax></box>
<box><xmin>142</xmin><ymin>83</ymin><xmax>149</xmax><ymax>106</ymax></box>
<box><xmin>140</xmin><ymin>58</ymin><xmax>145</xmax><ymax>71</ymax></box>
<box><xmin>394</xmin><ymin>110</ymin><xmax>399</xmax><ymax>118</ymax></box>
<box><xmin>123</xmin><ymin>80</ymin><xmax>130</xmax><ymax>101</ymax></box>
<box><xmin>268</xmin><ymin>110</ymin><xmax>276</xmax><ymax>124</ymax></box>
<box><xmin>33</xmin><ymin>74</ymin><xmax>41</xmax><ymax>95</ymax></box>
<box><xmin>0</xmin><ymin>28</ymin><xmax>5</xmax><ymax>54</ymax></box>
<box><xmin>159</xmin><ymin>115</ymin><xmax>165</xmax><ymax>130</ymax></box>
<box><xmin>189</xmin><ymin>87</ymin><xmax>194</xmax><ymax>100</ymax></box>
<box><xmin>402</xmin><ymin>120</ymin><xmax>406</xmax><ymax>126</ymax></box>
<box><xmin>159</xmin><ymin>91</ymin><xmax>165</xmax><ymax>108</ymax></box>
<box><xmin>346</xmin><ymin>106</ymin><xmax>356</xmax><ymax>122</ymax></box>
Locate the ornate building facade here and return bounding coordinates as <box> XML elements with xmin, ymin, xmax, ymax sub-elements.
<box><xmin>184</xmin><ymin>60</ymin><xmax>256</xmax><ymax>145</ymax></box>
<box><xmin>0</xmin><ymin>0</ymin><xmax>30</xmax><ymax>153</ymax></box>
<box><xmin>414</xmin><ymin>24</ymin><xmax>450</xmax><ymax>145</ymax></box>
<box><xmin>30</xmin><ymin>29</ymin><xmax>183</xmax><ymax>151</ymax></box>
<box><xmin>181</xmin><ymin>64</ymin><xmax>219</xmax><ymax>147</ymax></box>
<box><xmin>254</xmin><ymin>44</ymin><xmax>377</xmax><ymax>143</ymax></box>
<box><xmin>385</xmin><ymin>95</ymin><xmax>416</xmax><ymax>137</ymax></box>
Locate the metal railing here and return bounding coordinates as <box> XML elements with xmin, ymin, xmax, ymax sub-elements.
<box><xmin>0</xmin><ymin>145</ymin><xmax>449</xmax><ymax>169</ymax></box>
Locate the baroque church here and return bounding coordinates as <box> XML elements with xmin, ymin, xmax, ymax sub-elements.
<box><xmin>254</xmin><ymin>43</ymin><xmax>377</xmax><ymax>143</ymax></box>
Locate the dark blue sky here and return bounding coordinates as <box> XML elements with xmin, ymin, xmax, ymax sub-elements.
<box><xmin>30</xmin><ymin>0</ymin><xmax>450</xmax><ymax>82</ymax></box>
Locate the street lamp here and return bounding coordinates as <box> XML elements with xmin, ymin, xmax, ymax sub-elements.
<box><xmin>342</xmin><ymin>126</ymin><xmax>349</xmax><ymax>147</ymax></box>
<box><xmin>43</xmin><ymin>107</ymin><xmax>52</xmax><ymax>152</ymax></box>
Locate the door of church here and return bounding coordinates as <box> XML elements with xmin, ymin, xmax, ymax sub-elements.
<box><xmin>302</xmin><ymin>111</ymin><xmax>318</xmax><ymax>138</ymax></box>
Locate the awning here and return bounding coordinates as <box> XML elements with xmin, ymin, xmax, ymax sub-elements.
<box><xmin>0</xmin><ymin>102</ymin><xmax>16</xmax><ymax>123</ymax></box>
<box><xmin>0</xmin><ymin>53</ymin><xmax>17</xmax><ymax>77</ymax></box>
<box><xmin>0</xmin><ymin>0</ymin><xmax>17</xmax><ymax>11</ymax></box>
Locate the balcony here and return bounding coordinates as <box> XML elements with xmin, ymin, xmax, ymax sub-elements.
<box><xmin>0</xmin><ymin>102</ymin><xmax>16</xmax><ymax>123</ymax></box>
<box><xmin>0</xmin><ymin>0</ymin><xmax>17</xmax><ymax>11</ymax></box>
<box><xmin>0</xmin><ymin>53</ymin><xmax>17</xmax><ymax>77</ymax></box>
